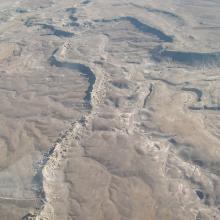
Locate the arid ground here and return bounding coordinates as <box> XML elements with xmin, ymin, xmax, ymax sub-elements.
<box><xmin>0</xmin><ymin>0</ymin><xmax>220</xmax><ymax>219</ymax></box>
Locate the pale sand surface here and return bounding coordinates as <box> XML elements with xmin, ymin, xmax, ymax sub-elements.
<box><xmin>0</xmin><ymin>0</ymin><xmax>220</xmax><ymax>220</ymax></box>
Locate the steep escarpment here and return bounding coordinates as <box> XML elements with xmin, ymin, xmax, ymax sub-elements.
<box><xmin>152</xmin><ymin>46</ymin><xmax>220</xmax><ymax>67</ymax></box>
<box><xmin>94</xmin><ymin>16</ymin><xmax>173</xmax><ymax>42</ymax></box>
<box><xmin>49</xmin><ymin>51</ymin><xmax>96</xmax><ymax>103</ymax></box>
<box><xmin>0</xmin><ymin>1</ymin><xmax>220</xmax><ymax>220</ymax></box>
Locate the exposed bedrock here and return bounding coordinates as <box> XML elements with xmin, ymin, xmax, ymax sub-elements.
<box><xmin>130</xmin><ymin>3</ymin><xmax>185</xmax><ymax>25</ymax></box>
<box><xmin>24</xmin><ymin>19</ymin><xmax>74</xmax><ymax>38</ymax></box>
<box><xmin>1</xmin><ymin>0</ymin><xmax>220</xmax><ymax>219</ymax></box>
<box><xmin>65</xmin><ymin>7</ymin><xmax>77</xmax><ymax>14</ymax></box>
<box><xmin>40</xmin><ymin>24</ymin><xmax>74</xmax><ymax>37</ymax></box>
<box><xmin>49</xmin><ymin>53</ymin><xmax>96</xmax><ymax>104</ymax></box>
<box><xmin>94</xmin><ymin>16</ymin><xmax>173</xmax><ymax>42</ymax></box>
<box><xmin>152</xmin><ymin>46</ymin><xmax>220</xmax><ymax>67</ymax></box>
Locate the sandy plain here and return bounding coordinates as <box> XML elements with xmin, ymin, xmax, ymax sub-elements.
<box><xmin>0</xmin><ymin>0</ymin><xmax>220</xmax><ymax>219</ymax></box>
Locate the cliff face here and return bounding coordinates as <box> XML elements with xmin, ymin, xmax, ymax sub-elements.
<box><xmin>0</xmin><ymin>0</ymin><xmax>220</xmax><ymax>220</ymax></box>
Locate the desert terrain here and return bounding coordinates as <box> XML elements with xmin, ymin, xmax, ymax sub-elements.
<box><xmin>0</xmin><ymin>0</ymin><xmax>220</xmax><ymax>219</ymax></box>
